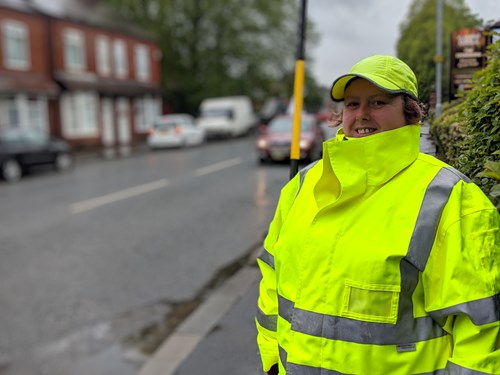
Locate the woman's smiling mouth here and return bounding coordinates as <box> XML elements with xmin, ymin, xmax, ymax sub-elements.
<box><xmin>356</xmin><ymin>128</ymin><xmax>377</xmax><ymax>135</ymax></box>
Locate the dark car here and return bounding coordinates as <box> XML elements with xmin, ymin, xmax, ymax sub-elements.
<box><xmin>0</xmin><ymin>128</ymin><xmax>73</xmax><ymax>182</ymax></box>
<box><xmin>256</xmin><ymin>114</ymin><xmax>324</xmax><ymax>164</ymax></box>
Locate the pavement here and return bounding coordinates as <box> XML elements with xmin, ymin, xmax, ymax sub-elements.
<box><xmin>136</xmin><ymin>124</ymin><xmax>437</xmax><ymax>375</ymax></box>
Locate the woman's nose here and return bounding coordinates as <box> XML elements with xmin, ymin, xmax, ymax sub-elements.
<box><xmin>356</xmin><ymin>102</ymin><xmax>370</xmax><ymax>121</ymax></box>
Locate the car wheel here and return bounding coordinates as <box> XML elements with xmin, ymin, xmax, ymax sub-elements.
<box><xmin>55</xmin><ymin>153</ymin><xmax>73</xmax><ymax>171</ymax></box>
<box><xmin>1</xmin><ymin>159</ymin><xmax>22</xmax><ymax>182</ymax></box>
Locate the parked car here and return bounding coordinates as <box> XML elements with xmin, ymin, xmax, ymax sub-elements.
<box><xmin>147</xmin><ymin>114</ymin><xmax>205</xmax><ymax>149</ymax></box>
<box><xmin>197</xmin><ymin>96</ymin><xmax>257</xmax><ymax>138</ymax></box>
<box><xmin>256</xmin><ymin>114</ymin><xmax>324</xmax><ymax>164</ymax></box>
<box><xmin>0</xmin><ymin>128</ymin><xmax>73</xmax><ymax>183</ymax></box>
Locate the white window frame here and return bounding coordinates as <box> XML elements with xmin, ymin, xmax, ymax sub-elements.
<box><xmin>0</xmin><ymin>95</ymin><xmax>47</xmax><ymax>133</ymax></box>
<box><xmin>96</xmin><ymin>35</ymin><xmax>111</xmax><ymax>76</ymax></box>
<box><xmin>1</xmin><ymin>20</ymin><xmax>30</xmax><ymax>70</ymax></box>
<box><xmin>134</xmin><ymin>44</ymin><xmax>150</xmax><ymax>82</ymax></box>
<box><xmin>27</xmin><ymin>98</ymin><xmax>47</xmax><ymax>133</ymax></box>
<box><xmin>134</xmin><ymin>97</ymin><xmax>145</xmax><ymax>132</ymax></box>
<box><xmin>61</xmin><ymin>92</ymin><xmax>98</xmax><ymax>138</ymax></box>
<box><xmin>134</xmin><ymin>96</ymin><xmax>161</xmax><ymax>133</ymax></box>
<box><xmin>113</xmin><ymin>39</ymin><xmax>128</xmax><ymax>78</ymax></box>
<box><xmin>63</xmin><ymin>29</ymin><xmax>86</xmax><ymax>72</ymax></box>
<box><xmin>6</xmin><ymin>98</ymin><xmax>20</xmax><ymax>128</ymax></box>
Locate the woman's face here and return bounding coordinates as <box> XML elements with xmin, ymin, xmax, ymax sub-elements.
<box><xmin>342</xmin><ymin>78</ymin><xmax>407</xmax><ymax>138</ymax></box>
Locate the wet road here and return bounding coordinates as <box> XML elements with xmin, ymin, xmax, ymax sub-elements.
<box><xmin>0</xmin><ymin>134</ymin><xmax>290</xmax><ymax>374</ymax></box>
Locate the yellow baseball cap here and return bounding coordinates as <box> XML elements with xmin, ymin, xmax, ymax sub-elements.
<box><xmin>330</xmin><ymin>55</ymin><xmax>418</xmax><ymax>102</ymax></box>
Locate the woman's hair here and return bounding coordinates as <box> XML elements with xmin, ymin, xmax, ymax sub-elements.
<box><xmin>402</xmin><ymin>95</ymin><xmax>423</xmax><ymax>124</ymax></box>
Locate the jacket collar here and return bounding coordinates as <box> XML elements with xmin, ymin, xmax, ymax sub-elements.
<box><xmin>315</xmin><ymin>125</ymin><xmax>421</xmax><ymax>206</ymax></box>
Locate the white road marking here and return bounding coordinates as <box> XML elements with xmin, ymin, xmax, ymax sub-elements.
<box><xmin>194</xmin><ymin>158</ymin><xmax>242</xmax><ymax>176</ymax></box>
<box><xmin>70</xmin><ymin>178</ymin><xmax>169</xmax><ymax>214</ymax></box>
<box><xmin>70</xmin><ymin>157</ymin><xmax>242</xmax><ymax>214</ymax></box>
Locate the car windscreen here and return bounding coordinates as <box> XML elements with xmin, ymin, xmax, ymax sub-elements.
<box><xmin>268</xmin><ymin>118</ymin><xmax>312</xmax><ymax>133</ymax></box>
<box><xmin>201</xmin><ymin>109</ymin><xmax>234</xmax><ymax>119</ymax></box>
<box><xmin>0</xmin><ymin>129</ymin><xmax>48</xmax><ymax>144</ymax></box>
<box><xmin>153</xmin><ymin>120</ymin><xmax>181</xmax><ymax>130</ymax></box>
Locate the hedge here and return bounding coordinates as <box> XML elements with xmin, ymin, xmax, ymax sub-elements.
<box><xmin>430</xmin><ymin>37</ymin><xmax>500</xmax><ymax>210</ymax></box>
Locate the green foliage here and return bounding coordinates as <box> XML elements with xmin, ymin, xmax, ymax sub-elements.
<box><xmin>430</xmin><ymin>38</ymin><xmax>500</xmax><ymax>209</ymax></box>
<box><xmin>396</xmin><ymin>0</ymin><xmax>481</xmax><ymax>103</ymax></box>
<box><xmin>455</xmin><ymin>39</ymin><xmax>500</xmax><ymax>196</ymax></box>
<box><xmin>429</xmin><ymin>99</ymin><xmax>467</xmax><ymax>163</ymax></box>
<box><xmin>477</xmin><ymin>156</ymin><xmax>500</xmax><ymax>211</ymax></box>
<box><xmin>105</xmin><ymin>0</ymin><xmax>321</xmax><ymax>114</ymax></box>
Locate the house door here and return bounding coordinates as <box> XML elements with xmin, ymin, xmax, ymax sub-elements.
<box><xmin>116</xmin><ymin>97</ymin><xmax>131</xmax><ymax>156</ymax></box>
<box><xmin>101</xmin><ymin>98</ymin><xmax>115</xmax><ymax>158</ymax></box>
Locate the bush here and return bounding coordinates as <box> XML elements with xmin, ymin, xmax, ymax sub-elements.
<box><xmin>430</xmin><ymin>37</ymin><xmax>500</xmax><ymax>209</ymax></box>
<box><xmin>457</xmin><ymin>38</ymin><xmax>500</xmax><ymax>197</ymax></box>
<box><xmin>477</xmin><ymin>155</ymin><xmax>500</xmax><ymax>211</ymax></box>
<box><xmin>429</xmin><ymin>99</ymin><xmax>467</xmax><ymax>164</ymax></box>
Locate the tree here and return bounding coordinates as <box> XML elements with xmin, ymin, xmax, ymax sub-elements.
<box><xmin>106</xmin><ymin>0</ymin><xmax>320</xmax><ymax>114</ymax></box>
<box><xmin>396</xmin><ymin>0</ymin><xmax>480</xmax><ymax>104</ymax></box>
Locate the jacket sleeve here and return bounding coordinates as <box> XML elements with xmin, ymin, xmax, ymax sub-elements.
<box><xmin>256</xmin><ymin>176</ymin><xmax>300</xmax><ymax>373</ymax></box>
<box><xmin>424</xmin><ymin>185</ymin><xmax>500</xmax><ymax>374</ymax></box>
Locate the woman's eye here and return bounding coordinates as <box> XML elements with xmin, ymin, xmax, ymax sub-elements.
<box><xmin>372</xmin><ymin>100</ymin><xmax>386</xmax><ymax>107</ymax></box>
<box><xmin>345</xmin><ymin>102</ymin><xmax>358</xmax><ymax>108</ymax></box>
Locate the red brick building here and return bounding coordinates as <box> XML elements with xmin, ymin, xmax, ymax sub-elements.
<box><xmin>0</xmin><ymin>0</ymin><xmax>162</xmax><ymax>157</ymax></box>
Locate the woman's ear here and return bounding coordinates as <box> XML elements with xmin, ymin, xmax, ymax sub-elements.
<box><xmin>403</xmin><ymin>96</ymin><xmax>423</xmax><ymax>125</ymax></box>
<box><xmin>328</xmin><ymin>111</ymin><xmax>343</xmax><ymax>128</ymax></box>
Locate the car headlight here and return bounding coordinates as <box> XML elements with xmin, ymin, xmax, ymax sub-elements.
<box><xmin>299</xmin><ymin>139</ymin><xmax>311</xmax><ymax>149</ymax></box>
<box><xmin>257</xmin><ymin>139</ymin><xmax>267</xmax><ymax>148</ymax></box>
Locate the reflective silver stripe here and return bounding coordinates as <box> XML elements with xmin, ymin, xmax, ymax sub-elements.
<box><xmin>445</xmin><ymin>166</ymin><xmax>471</xmax><ymax>183</ymax></box>
<box><xmin>256</xmin><ymin>306</ymin><xmax>277</xmax><ymax>331</ymax></box>
<box><xmin>278</xmin><ymin>294</ymin><xmax>294</xmax><ymax>323</ymax></box>
<box><xmin>258</xmin><ymin>247</ymin><xmax>274</xmax><ymax>269</ymax></box>
<box><xmin>286</xmin><ymin>362</ymin><xmax>350</xmax><ymax>374</ymax></box>
<box><xmin>286</xmin><ymin>362</ymin><xmax>446</xmax><ymax>375</ymax></box>
<box><xmin>445</xmin><ymin>362</ymin><xmax>491</xmax><ymax>375</ymax></box>
<box><xmin>279</xmin><ymin>345</ymin><xmax>287</xmax><ymax>368</ymax></box>
<box><xmin>406</xmin><ymin>168</ymin><xmax>462</xmax><ymax>271</ymax></box>
<box><xmin>278</xmin><ymin>294</ymin><xmax>445</xmax><ymax>345</ymax></box>
<box><xmin>276</xmin><ymin>167</ymin><xmax>464</xmax><ymax>345</ymax></box>
<box><xmin>429</xmin><ymin>293</ymin><xmax>500</xmax><ymax>326</ymax></box>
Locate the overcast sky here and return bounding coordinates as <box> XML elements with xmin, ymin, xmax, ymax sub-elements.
<box><xmin>308</xmin><ymin>0</ymin><xmax>500</xmax><ymax>88</ymax></box>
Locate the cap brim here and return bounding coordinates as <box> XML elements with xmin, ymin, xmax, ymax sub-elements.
<box><xmin>330</xmin><ymin>73</ymin><xmax>417</xmax><ymax>102</ymax></box>
<box><xmin>330</xmin><ymin>74</ymin><xmax>356</xmax><ymax>102</ymax></box>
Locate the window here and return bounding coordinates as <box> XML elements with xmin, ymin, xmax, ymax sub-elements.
<box><xmin>96</xmin><ymin>35</ymin><xmax>111</xmax><ymax>76</ymax></box>
<box><xmin>134</xmin><ymin>96</ymin><xmax>161</xmax><ymax>132</ymax></box>
<box><xmin>6</xmin><ymin>99</ymin><xmax>19</xmax><ymax>127</ymax></box>
<box><xmin>113</xmin><ymin>39</ymin><xmax>128</xmax><ymax>78</ymax></box>
<box><xmin>134</xmin><ymin>98</ymin><xmax>145</xmax><ymax>132</ymax></box>
<box><xmin>28</xmin><ymin>99</ymin><xmax>44</xmax><ymax>132</ymax></box>
<box><xmin>60</xmin><ymin>92</ymin><xmax>98</xmax><ymax>138</ymax></box>
<box><xmin>134</xmin><ymin>44</ymin><xmax>150</xmax><ymax>81</ymax></box>
<box><xmin>80</xmin><ymin>93</ymin><xmax>97</xmax><ymax>133</ymax></box>
<box><xmin>63</xmin><ymin>29</ymin><xmax>86</xmax><ymax>72</ymax></box>
<box><xmin>2</xmin><ymin>20</ymin><xmax>30</xmax><ymax>70</ymax></box>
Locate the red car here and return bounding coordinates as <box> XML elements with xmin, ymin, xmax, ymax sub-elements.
<box><xmin>256</xmin><ymin>114</ymin><xmax>324</xmax><ymax>164</ymax></box>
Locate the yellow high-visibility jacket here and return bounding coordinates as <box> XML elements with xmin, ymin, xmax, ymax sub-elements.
<box><xmin>256</xmin><ymin>125</ymin><xmax>500</xmax><ymax>374</ymax></box>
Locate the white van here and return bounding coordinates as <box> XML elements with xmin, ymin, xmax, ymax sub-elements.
<box><xmin>197</xmin><ymin>96</ymin><xmax>256</xmax><ymax>138</ymax></box>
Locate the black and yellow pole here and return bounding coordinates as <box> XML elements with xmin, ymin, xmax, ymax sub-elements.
<box><xmin>289</xmin><ymin>0</ymin><xmax>307</xmax><ymax>180</ymax></box>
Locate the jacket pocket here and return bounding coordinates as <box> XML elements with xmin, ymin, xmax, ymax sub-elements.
<box><xmin>341</xmin><ymin>279</ymin><xmax>400</xmax><ymax>324</ymax></box>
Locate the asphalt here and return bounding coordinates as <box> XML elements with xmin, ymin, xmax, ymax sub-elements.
<box><xmin>137</xmin><ymin>124</ymin><xmax>438</xmax><ymax>375</ymax></box>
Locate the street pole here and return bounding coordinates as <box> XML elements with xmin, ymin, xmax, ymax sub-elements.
<box><xmin>290</xmin><ymin>0</ymin><xmax>307</xmax><ymax>180</ymax></box>
<box><xmin>435</xmin><ymin>0</ymin><xmax>443</xmax><ymax>118</ymax></box>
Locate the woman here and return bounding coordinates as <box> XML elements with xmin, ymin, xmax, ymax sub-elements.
<box><xmin>256</xmin><ymin>55</ymin><xmax>500</xmax><ymax>374</ymax></box>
